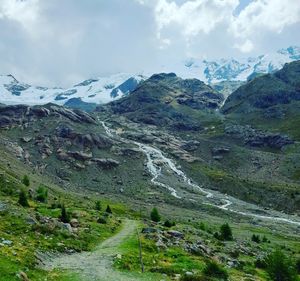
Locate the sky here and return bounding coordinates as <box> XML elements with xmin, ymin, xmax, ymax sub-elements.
<box><xmin>0</xmin><ymin>0</ymin><xmax>299</xmax><ymax>87</ymax></box>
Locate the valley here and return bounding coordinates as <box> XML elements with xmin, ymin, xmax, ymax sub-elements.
<box><xmin>0</xmin><ymin>60</ymin><xmax>300</xmax><ymax>281</ymax></box>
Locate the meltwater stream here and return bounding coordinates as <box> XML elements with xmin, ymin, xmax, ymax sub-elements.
<box><xmin>100</xmin><ymin>121</ymin><xmax>300</xmax><ymax>226</ymax></box>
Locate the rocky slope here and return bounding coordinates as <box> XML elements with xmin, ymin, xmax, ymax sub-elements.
<box><xmin>222</xmin><ymin>60</ymin><xmax>300</xmax><ymax>139</ymax></box>
<box><xmin>105</xmin><ymin>73</ymin><xmax>224</xmax><ymax>130</ymax></box>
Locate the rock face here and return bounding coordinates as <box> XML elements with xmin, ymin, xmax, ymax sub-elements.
<box><xmin>92</xmin><ymin>158</ymin><xmax>120</xmax><ymax>169</ymax></box>
<box><xmin>222</xmin><ymin>61</ymin><xmax>300</xmax><ymax>114</ymax></box>
<box><xmin>56</xmin><ymin>124</ymin><xmax>112</xmax><ymax>149</ymax></box>
<box><xmin>67</xmin><ymin>151</ymin><xmax>93</xmax><ymax>161</ymax></box>
<box><xmin>0</xmin><ymin>104</ymin><xmax>96</xmax><ymax>129</ymax></box>
<box><xmin>225</xmin><ymin>125</ymin><xmax>293</xmax><ymax>149</ymax></box>
<box><xmin>106</xmin><ymin>73</ymin><xmax>224</xmax><ymax>130</ymax></box>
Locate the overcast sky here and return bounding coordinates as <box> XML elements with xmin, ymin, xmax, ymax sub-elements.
<box><xmin>0</xmin><ymin>0</ymin><xmax>299</xmax><ymax>87</ymax></box>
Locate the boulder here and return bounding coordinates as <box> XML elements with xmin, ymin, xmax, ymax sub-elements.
<box><xmin>180</xmin><ymin>140</ymin><xmax>200</xmax><ymax>152</ymax></box>
<box><xmin>92</xmin><ymin>158</ymin><xmax>120</xmax><ymax>169</ymax></box>
<box><xmin>167</xmin><ymin>230</ymin><xmax>184</xmax><ymax>239</ymax></box>
<box><xmin>70</xmin><ymin>218</ymin><xmax>79</xmax><ymax>228</ymax></box>
<box><xmin>67</xmin><ymin>151</ymin><xmax>92</xmax><ymax>161</ymax></box>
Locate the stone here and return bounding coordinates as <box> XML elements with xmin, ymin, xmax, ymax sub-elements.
<box><xmin>142</xmin><ymin>227</ymin><xmax>158</xmax><ymax>234</ymax></box>
<box><xmin>92</xmin><ymin>158</ymin><xmax>120</xmax><ymax>169</ymax></box>
<box><xmin>62</xmin><ymin>223</ymin><xmax>73</xmax><ymax>233</ymax></box>
<box><xmin>2</xmin><ymin>239</ymin><xmax>13</xmax><ymax>246</ymax></box>
<box><xmin>167</xmin><ymin>230</ymin><xmax>184</xmax><ymax>239</ymax></box>
<box><xmin>18</xmin><ymin>271</ymin><xmax>29</xmax><ymax>281</ymax></box>
<box><xmin>67</xmin><ymin>151</ymin><xmax>92</xmax><ymax>161</ymax></box>
<box><xmin>20</xmin><ymin>137</ymin><xmax>32</xmax><ymax>143</ymax></box>
<box><xmin>70</xmin><ymin>218</ymin><xmax>79</xmax><ymax>228</ymax></box>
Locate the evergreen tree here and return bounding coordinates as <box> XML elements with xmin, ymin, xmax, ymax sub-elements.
<box><xmin>252</xmin><ymin>234</ymin><xmax>261</xmax><ymax>243</ymax></box>
<box><xmin>36</xmin><ymin>185</ymin><xmax>48</xmax><ymax>203</ymax></box>
<box><xmin>150</xmin><ymin>207</ymin><xmax>161</xmax><ymax>222</ymax></box>
<box><xmin>105</xmin><ymin>205</ymin><xmax>112</xmax><ymax>214</ymax></box>
<box><xmin>95</xmin><ymin>200</ymin><xmax>102</xmax><ymax>211</ymax></box>
<box><xmin>18</xmin><ymin>189</ymin><xmax>29</xmax><ymax>207</ymax></box>
<box><xmin>60</xmin><ymin>204</ymin><xmax>70</xmax><ymax>223</ymax></box>
<box><xmin>266</xmin><ymin>250</ymin><xmax>297</xmax><ymax>281</ymax></box>
<box><xmin>22</xmin><ymin>175</ymin><xmax>30</xmax><ymax>187</ymax></box>
<box><xmin>220</xmin><ymin>223</ymin><xmax>233</xmax><ymax>241</ymax></box>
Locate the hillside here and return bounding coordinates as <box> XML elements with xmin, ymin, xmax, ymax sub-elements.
<box><xmin>222</xmin><ymin>60</ymin><xmax>300</xmax><ymax>139</ymax></box>
<box><xmin>106</xmin><ymin>73</ymin><xmax>224</xmax><ymax>130</ymax></box>
<box><xmin>0</xmin><ymin>65</ymin><xmax>300</xmax><ymax>281</ymax></box>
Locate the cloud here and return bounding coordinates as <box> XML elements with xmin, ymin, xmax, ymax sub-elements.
<box><xmin>234</xmin><ymin>39</ymin><xmax>254</xmax><ymax>53</ymax></box>
<box><xmin>0</xmin><ymin>0</ymin><xmax>299</xmax><ymax>86</ymax></box>
<box><xmin>154</xmin><ymin>0</ymin><xmax>239</xmax><ymax>42</ymax></box>
<box><xmin>0</xmin><ymin>0</ymin><xmax>40</xmax><ymax>33</ymax></box>
<box><xmin>151</xmin><ymin>0</ymin><xmax>300</xmax><ymax>53</ymax></box>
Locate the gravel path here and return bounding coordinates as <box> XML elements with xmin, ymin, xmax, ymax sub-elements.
<box><xmin>43</xmin><ymin>219</ymin><xmax>161</xmax><ymax>281</ymax></box>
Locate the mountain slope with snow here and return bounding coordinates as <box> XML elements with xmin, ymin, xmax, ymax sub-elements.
<box><xmin>0</xmin><ymin>73</ymin><xmax>145</xmax><ymax>107</ymax></box>
<box><xmin>0</xmin><ymin>46</ymin><xmax>299</xmax><ymax>108</ymax></box>
<box><xmin>164</xmin><ymin>46</ymin><xmax>300</xmax><ymax>83</ymax></box>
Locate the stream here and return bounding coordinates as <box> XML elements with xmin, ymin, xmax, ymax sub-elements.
<box><xmin>100</xmin><ymin>121</ymin><xmax>300</xmax><ymax>227</ymax></box>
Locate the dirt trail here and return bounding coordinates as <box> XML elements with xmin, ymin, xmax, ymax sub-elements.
<box><xmin>43</xmin><ymin>219</ymin><xmax>160</xmax><ymax>281</ymax></box>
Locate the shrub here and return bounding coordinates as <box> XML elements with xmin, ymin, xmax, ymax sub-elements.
<box><xmin>266</xmin><ymin>250</ymin><xmax>297</xmax><ymax>281</ymax></box>
<box><xmin>220</xmin><ymin>223</ymin><xmax>233</xmax><ymax>241</ymax></box>
<box><xmin>296</xmin><ymin>257</ymin><xmax>300</xmax><ymax>274</ymax></box>
<box><xmin>60</xmin><ymin>204</ymin><xmax>70</xmax><ymax>223</ymax></box>
<box><xmin>105</xmin><ymin>205</ymin><xmax>112</xmax><ymax>214</ymax></box>
<box><xmin>22</xmin><ymin>175</ymin><xmax>30</xmax><ymax>187</ymax></box>
<box><xmin>255</xmin><ymin>257</ymin><xmax>267</xmax><ymax>269</ymax></box>
<box><xmin>150</xmin><ymin>207</ymin><xmax>161</xmax><ymax>222</ymax></box>
<box><xmin>18</xmin><ymin>189</ymin><xmax>29</xmax><ymax>207</ymax></box>
<box><xmin>203</xmin><ymin>260</ymin><xmax>228</xmax><ymax>280</ymax></box>
<box><xmin>164</xmin><ymin>219</ymin><xmax>175</xmax><ymax>227</ymax></box>
<box><xmin>36</xmin><ymin>185</ymin><xmax>48</xmax><ymax>203</ymax></box>
<box><xmin>252</xmin><ymin>234</ymin><xmax>261</xmax><ymax>243</ymax></box>
<box><xmin>95</xmin><ymin>200</ymin><xmax>102</xmax><ymax>211</ymax></box>
<box><xmin>97</xmin><ymin>217</ymin><xmax>107</xmax><ymax>224</ymax></box>
<box><xmin>199</xmin><ymin>222</ymin><xmax>206</xmax><ymax>231</ymax></box>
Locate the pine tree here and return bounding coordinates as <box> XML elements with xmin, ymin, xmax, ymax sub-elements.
<box><xmin>150</xmin><ymin>207</ymin><xmax>161</xmax><ymax>222</ymax></box>
<box><xmin>220</xmin><ymin>223</ymin><xmax>233</xmax><ymax>241</ymax></box>
<box><xmin>266</xmin><ymin>250</ymin><xmax>297</xmax><ymax>281</ymax></box>
<box><xmin>18</xmin><ymin>189</ymin><xmax>29</xmax><ymax>207</ymax></box>
<box><xmin>105</xmin><ymin>205</ymin><xmax>112</xmax><ymax>214</ymax></box>
<box><xmin>22</xmin><ymin>175</ymin><xmax>30</xmax><ymax>187</ymax></box>
<box><xmin>60</xmin><ymin>204</ymin><xmax>70</xmax><ymax>223</ymax></box>
<box><xmin>252</xmin><ymin>234</ymin><xmax>261</xmax><ymax>243</ymax></box>
<box><xmin>36</xmin><ymin>185</ymin><xmax>48</xmax><ymax>203</ymax></box>
<box><xmin>95</xmin><ymin>200</ymin><xmax>102</xmax><ymax>211</ymax></box>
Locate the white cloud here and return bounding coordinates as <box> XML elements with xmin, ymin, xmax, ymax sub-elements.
<box><xmin>155</xmin><ymin>0</ymin><xmax>239</xmax><ymax>40</ymax></box>
<box><xmin>234</xmin><ymin>39</ymin><xmax>254</xmax><ymax>53</ymax></box>
<box><xmin>0</xmin><ymin>0</ymin><xmax>40</xmax><ymax>33</ymax></box>
<box><xmin>231</xmin><ymin>0</ymin><xmax>300</xmax><ymax>37</ymax></box>
<box><xmin>152</xmin><ymin>0</ymin><xmax>300</xmax><ymax>52</ymax></box>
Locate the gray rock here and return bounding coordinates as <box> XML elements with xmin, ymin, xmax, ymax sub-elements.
<box><xmin>167</xmin><ymin>230</ymin><xmax>184</xmax><ymax>239</ymax></box>
<box><xmin>67</xmin><ymin>151</ymin><xmax>92</xmax><ymax>161</ymax></box>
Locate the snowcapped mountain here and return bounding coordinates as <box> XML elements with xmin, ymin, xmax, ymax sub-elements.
<box><xmin>162</xmin><ymin>46</ymin><xmax>300</xmax><ymax>83</ymax></box>
<box><xmin>0</xmin><ymin>46</ymin><xmax>299</xmax><ymax>108</ymax></box>
<box><xmin>0</xmin><ymin>73</ymin><xmax>145</xmax><ymax>107</ymax></box>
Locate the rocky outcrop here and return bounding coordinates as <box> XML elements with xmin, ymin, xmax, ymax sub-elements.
<box><xmin>225</xmin><ymin>125</ymin><xmax>293</xmax><ymax>149</ymax></box>
<box><xmin>180</xmin><ymin>140</ymin><xmax>200</xmax><ymax>152</ymax></box>
<box><xmin>56</xmin><ymin>125</ymin><xmax>112</xmax><ymax>149</ymax></box>
<box><xmin>67</xmin><ymin>151</ymin><xmax>93</xmax><ymax>161</ymax></box>
<box><xmin>92</xmin><ymin>158</ymin><xmax>120</xmax><ymax>169</ymax></box>
<box><xmin>0</xmin><ymin>104</ymin><xmax>96</xmax><ymax>129</ymax></box>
